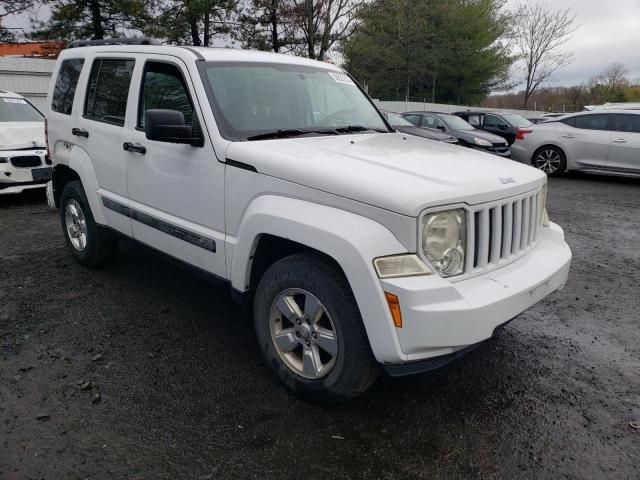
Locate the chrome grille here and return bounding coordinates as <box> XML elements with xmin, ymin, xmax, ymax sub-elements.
<box><xmin>465</xmin><ymin>187</ymin><xmax>544</xmax><ymax>275</ymax></box>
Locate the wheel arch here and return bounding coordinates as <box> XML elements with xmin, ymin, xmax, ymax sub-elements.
<box><xmin>229</xmin><ymin>195</ymin><xmax>410</xmax><ymax>364</ymax></box>
<box><xmin>531</xmin><ymin>143</ymin><xmax>567</xmax><ymax>165</ymax></box>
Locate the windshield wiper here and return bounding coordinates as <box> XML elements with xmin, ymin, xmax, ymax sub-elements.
<box><xmin>246</xmin><ymin>128</ymin><xmax>338</xmax><ymax>141</ymax></box>
<box><xmin>333</xmin><ymin>125</ymin><xmax>389</xmax><ymax>134</ymax></box>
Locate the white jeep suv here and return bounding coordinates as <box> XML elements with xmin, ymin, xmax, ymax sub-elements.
<box><xmin>46</xmin><ymin>40</ymin><xmax>571</xmax><ymax>402</ymax></box>
<box><xmin>0</xmin><ymin>91</ymin><xmax>50</xmax><ymax>194</ymax></box>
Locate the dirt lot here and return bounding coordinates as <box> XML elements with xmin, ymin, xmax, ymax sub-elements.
<box><xmin>1</xmin><ymin>175</ymin><xmax>639</xmax><ymax>480</ymax></box>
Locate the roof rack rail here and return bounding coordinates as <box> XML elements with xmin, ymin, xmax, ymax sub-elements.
<box><xmin>67</xmin><ymin>37</ymin><xmax>161</xmax><ymax>48</ymax></box>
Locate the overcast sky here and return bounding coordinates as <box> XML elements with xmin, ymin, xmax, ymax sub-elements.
<box><xmin>504</xmin><ymin>0</ymin><xmax>640</xmax><ymax>87</ymax></box>
<box><xmin>5</xmin><ymin>0</ymin><xmax>640</xmax><ymax>88</ymax></box>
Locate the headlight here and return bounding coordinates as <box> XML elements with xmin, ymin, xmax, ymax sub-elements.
<box><xmin>373</xmin><ymin>254</ymin><xmax>432</xmax><ymax>279</ymax></box>
<box><xmin>421</xmin><ymin>209</ymin><xmax>466</xmax><ymax>277</ymax></box>
<box><xmin>474</xmin><ymin>138</ymin><xmax>492</xmax><ymax>147</ymax></box>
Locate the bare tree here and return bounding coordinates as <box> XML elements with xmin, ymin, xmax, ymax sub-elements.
<box><xmin>588</xmin><ymin>62</ymin><xmax>629</xmax><ymax>102</ymax></box>
<box><xmin>512</xmin><ymin>1</ymin><xmax>577</xmax><ymax>108</ymax></box>
<box><xmin>293</xmin><ymin>0</ymin><xmax>362</xmax><ymax>60</ymax></box>
<box><xmin>1</xmin><ymin>0</ymin><xmax>35</xmax><ymax>40</ymax></box>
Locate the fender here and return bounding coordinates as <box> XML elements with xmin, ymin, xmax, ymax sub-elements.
<box><xmin>53</xmin><ymin>141</ymin><xmax>106</xmax><ymax>224</ymax></box>
<box><xmin>229</xmin><ymin>195</ymin><xmax>411</xmax><ymax>364</ymax></box>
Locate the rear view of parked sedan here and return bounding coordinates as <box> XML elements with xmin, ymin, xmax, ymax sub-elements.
<box><xmin>382</xmin><ymin>110</ymin><xmax>458</xmax><ymax>144</ymax></box>
<box><xmin>511</xmin><ymin>110</ymin><xmax>640</xmax><ymax>177</ymax></box>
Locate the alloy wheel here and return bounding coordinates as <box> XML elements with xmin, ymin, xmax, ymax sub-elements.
<box><xmin>64</xmin><ymin>199</ymin><xmax>88</xmax><ymax>251</ymax></box>
<box><xmin>269</xmin><ymin>288</ymin><xmax>338</xmax><ymax>379</ymax></box>
<box><xmin>534</xmin><ymin>149</ymin><xmax>562</xmax><ymax>174</ymax></box>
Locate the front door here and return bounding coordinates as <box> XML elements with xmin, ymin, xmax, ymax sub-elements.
<box><xmin>563</xmin><ymin>114</ymin><xmax>611</xmax><ymax>169</ymax></box>
<box><xmin>124</xmin><ymin>57</ymin><xmax>226</xmax><ymax>277</ymax></box>
<box><xmin>608</xmin><ymin>113</ymin><xmax>640</xmax><ymax>174</ymax></box>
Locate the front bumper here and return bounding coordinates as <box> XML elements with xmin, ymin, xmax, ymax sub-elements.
<box><xmin>380</xmin><ymin>222</ymin><xmax>571</xmax><ymax>364</ymax></box>
<box><xmin>0</xmin><ymin>150</ymin><xmax>50</xmax><ymax>194</ymax></box>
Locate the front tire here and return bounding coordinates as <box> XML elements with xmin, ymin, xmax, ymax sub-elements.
<box><xmin>254</xmin><ymin>253</ymin><xmax>379</xmax><ymax>403</ymax></box>
<box><xmin>59</xmin><ymin>180</ymin><xmax>116</xmax><ymax>267</ymax></box>
<box><xmin>532</xmin><ymin>146</ymin><xmax>566</xmax><ymax>176</ymax></box>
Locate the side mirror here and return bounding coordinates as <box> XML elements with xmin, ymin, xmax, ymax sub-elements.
<box><xmin>145</xmin><ymin>109</ymin><xmax>202</xmax><ymax>146</ymax></box>
<box><xmin>498</xmin><ymin>124</ymin><xmax>507</xmax><ymax>130</ymax></box>
<box><xmin>436</xmin><ymin>125</ymin><xmax>446</xmax><ymax>132</ymax></box>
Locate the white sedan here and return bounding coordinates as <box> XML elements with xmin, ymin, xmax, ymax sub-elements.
<box><xmin>510</xmin><ymin>110</ymin><xmax>640</xmax><ymax>177</ymax></box>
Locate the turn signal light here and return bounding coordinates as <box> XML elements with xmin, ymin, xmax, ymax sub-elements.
<box><xmin>385</xmin><ymin>292</ymin><xmax>403</xmax><ymax>328</ymax></box>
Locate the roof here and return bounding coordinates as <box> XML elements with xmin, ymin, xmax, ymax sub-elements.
<box><xmin>59</xmin><ymin>45</ymin><xmax>343</xmax><ymax>71</ymax></box>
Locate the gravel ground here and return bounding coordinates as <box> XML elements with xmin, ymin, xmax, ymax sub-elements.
<box><xmin>1</xmin><ymin>175</ymin><xmax>639</xmax><ymax>480</ymax></box>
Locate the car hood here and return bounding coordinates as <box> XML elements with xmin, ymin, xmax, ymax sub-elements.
<box><xmin>226</xmin><ymin>133</ymin><xmax>545</xmax><ymax>217</ymax></box>
<box><xmin>452</xmin><ymin>128</ymin><xmax>507</xmax><ymax>145</ymax></box>
<box><xmin>0</xmin><ymin>122</ymin><xmax>46</xmax><ymax>150</ymax></box>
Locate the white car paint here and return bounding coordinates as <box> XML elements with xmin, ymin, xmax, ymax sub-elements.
<box><xmin>511</xmin><ymin>110</ymin><xmax>640</xmax><ymax>177</ymax></box>
<box><xmin>46</xmin><ymin>45</ymin><xmax>571</xmax><ymax>368</ymax></box>
<box><xmin>0</xmin><ymin>92</ymin><xmax>49</xmax><ymax>194</ymax></box>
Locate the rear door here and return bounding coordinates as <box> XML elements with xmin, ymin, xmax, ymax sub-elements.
<box><xmin>123</xmin><ymin>56</ymin><xmax>226</xmax><ymax>277</ymax></box>
<box><xmin>608</xmin><ymin>114</ymin><xmax>640</xmax><ymax>174</ymax></box>
<box><xmin>561</xmin><ymin>114</ymin><xmax>611</xmax><ymax>169</ymax></box>
<box><xmin>72</xmin><ymin>55</ymin><xmax>136</xmax><ymax>236</ymax></box>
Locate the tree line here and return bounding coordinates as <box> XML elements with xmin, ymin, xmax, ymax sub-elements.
<box><xmin>5</xmin><ymin>0</ymin><xmax>630</xmax><ymax>109</ymax></box>
<box><xmin>484</xmin><ymin>62</ymin><xmax>640</xmax><ymax>112</ymax></box>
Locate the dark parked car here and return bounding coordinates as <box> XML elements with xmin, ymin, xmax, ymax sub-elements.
<box><xmin>402</xmin><ymin>111</ymin><xmax>510</xmax><ymax>157</ymax></box>
<box><xmin>454</xmin><ymin>111</ymin><xmax>533</xmax><ymax>146</ymax></box>
<box><xmin>381</xmin><ymin>110</ymin><xmax>458</xmax><ymax>144</ymax></box>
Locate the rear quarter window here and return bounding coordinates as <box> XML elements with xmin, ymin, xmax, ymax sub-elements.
<box><xmin>52</xmin><ymin>58</ymin><xmax>85</xmax><ymax>115</ymax></box>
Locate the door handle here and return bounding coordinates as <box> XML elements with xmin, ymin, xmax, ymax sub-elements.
<box><xmin>71</xmin><ymin>127</ymin><xmax>89</xmax><ymax>138</ymax></box>
<box><xmin>561</xmin><ymin>134</ymin><xmax>574</xmax><ymax>139</ymax></box>
<box><xmin>123</xmin><ymin>142</ymin><xmax>146</xmax><ymax>154</ymax></box>
<box><xmin>612</xmin><ymin>138</ymin><xmax>627</xmax><ymax>143</ymax></box>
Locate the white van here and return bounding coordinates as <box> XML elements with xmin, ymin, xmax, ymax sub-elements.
<box><xmin>46</xmin><ymin>39</ymin><xmax>571</xmax><ymax>402</ymax></box>
<box><xmin>0</xmin><ymin>91</ymin><xmax>49</xmax><ymax>194</ymax></box>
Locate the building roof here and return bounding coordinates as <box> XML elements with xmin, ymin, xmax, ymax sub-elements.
<box><xmin>0</xmin><ymin>42</ymin><xmax>62</xmax><ymax>58</ymax></box>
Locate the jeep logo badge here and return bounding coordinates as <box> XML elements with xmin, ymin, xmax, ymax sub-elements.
<box><xmin>500</xmin><ymin>177</ymin><xmax>515</xmax><ymax>184</ymax></box>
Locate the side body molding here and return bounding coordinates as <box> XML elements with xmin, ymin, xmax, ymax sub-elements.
<box><xmin>229</xmin><ymin>195</ymin><xmax>410</xmax><ymax>363</ymax></box>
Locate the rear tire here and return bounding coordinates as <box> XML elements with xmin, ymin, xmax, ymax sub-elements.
<box><xmin>532</xmin><ymin>146</ymin><xmax>566</xmax><ymax>176</ymax></box>
<box><xmin>60</xmin><ymin>180</ymin><xmax>116</xmax><ymax>267</ymax></box>
<box><xmin>254</xmin><ymin>253</ymin><xmax>379</xmax><ymax>403</ymax></box>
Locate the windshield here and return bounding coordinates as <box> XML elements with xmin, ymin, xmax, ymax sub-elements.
<box><xmin>441</xmin><ymin>114</ymin><xmax>474</xmax><ymax>131</ymax></box>
<box><xmin>502</xmin><ymin>113</ymin><xmax>532</xmax><ymax>128</ymax></box>
<box><xmin>200</xmin><ymin>62</ymin><xmax>388</xmax><ymax>140</ymax></box>
<box><xmin>0</xmin><ymin>97</ymin><xmax>43</xmax><ymax>122</ymax></box>
<box><xmin>385</xmin><ymin>111</ymin><xmax>414</xmax><ymax>127</ymax></box>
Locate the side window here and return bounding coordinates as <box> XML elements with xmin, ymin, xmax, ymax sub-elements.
<box><xmin>574</xmin><ymin>114</ymin><xmax>609</xmax><ymax>131</ymax></box>
<box><xmin>484</xmin><ymin>115</ymin><xmax>502</xmax><ymax>127</ymax></box>
<box><xmin>52</xmin><ymin>59</ymin><xmax>84</xmax><ymax>115</ymax></box>
<box><xmin>561</xmin><ymin>117</ymin><xmax>576</xmax><ymax>127</ymax></box>
<box><xmin>612</xmin><ymin>114</ymin><xmax>640</xmax><ymax>133</ymax></box>
<box><xmin>467</xmin><ymin>114</ymin><xmax>481</xmax><ymax>127</ymax></box>
<box><xmin>403</xmin><ymin>114</ymin><xmax>421</xmax><ymax>126</ymax></box>
<box><xmin>138</xmin><ymin>62</ymin><xmax>196</xmax><ymax>129</ymax></box>
<box><xmin>422</xmin><ymin>115</ymin><xmax>436</xmax><ymax>128</ymax></box>
<box><xmin>84</xmin><ymin>58</ymin><xmax>135</xmax><ymax>126</ymax></box>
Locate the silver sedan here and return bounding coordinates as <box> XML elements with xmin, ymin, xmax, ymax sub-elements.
<box><xmin>510</xmin><ymin>110</ymin><xmax>640</xmax><ymax>177</ymax></box>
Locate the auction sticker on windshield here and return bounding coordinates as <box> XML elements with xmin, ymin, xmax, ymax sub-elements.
<box><xmin>328</xmin><ymin>72</ymin><xmax>356</xmax><ymax>86</ymax></box>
